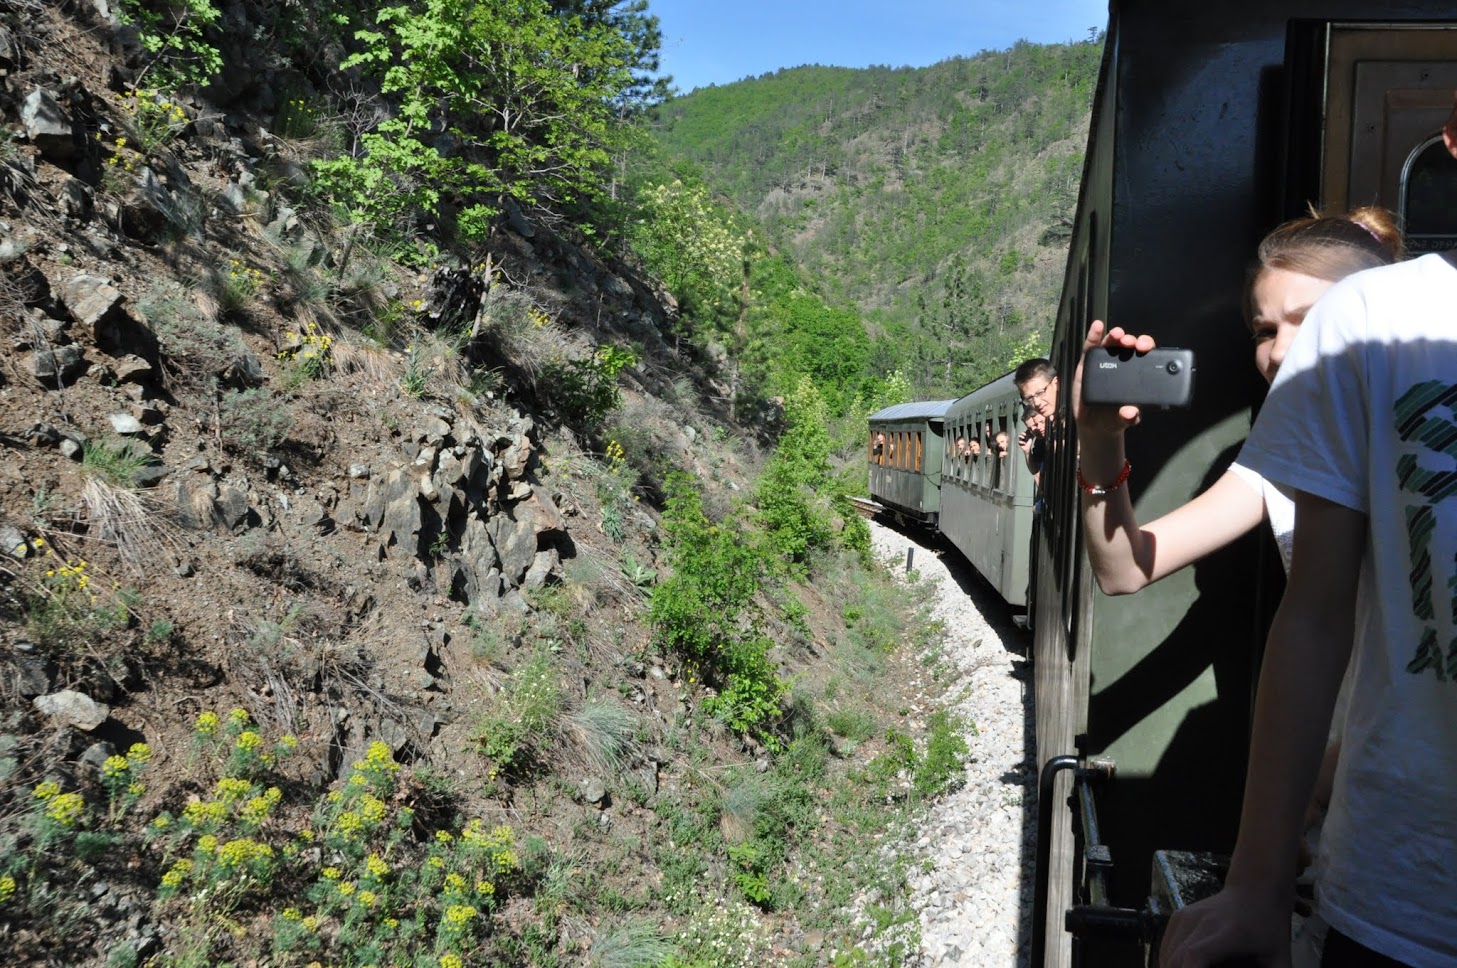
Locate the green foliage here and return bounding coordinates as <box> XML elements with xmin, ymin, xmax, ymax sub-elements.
<box><xmin>917</xmin><ymin>711</ymin><xmax>971</xmax><ymax>799</ymax></box>
<box><xmin>475</xmin><ymin>651</ymin><xmax>564</xmax><ymax>777</ymax></box>
<box><xmin>116</xmin><ymin>0</ymin><xmax>222</xmax><ymax>90</ymax></box>
<box><xmin>755</xmin><ymin>377</ymin><xmax>834</xmax><ymax>568</ymax></box>
<box><xmin>316</xmin><ymin>0</ymin><xmax>657</xmax><ymax>250</ymax></box>
<box><xmin>542</xmin><ymin>343</ymin><xmax>639</xmax><ymax>427</ymax></box>
<box><xmin>649</xmin><ymin>40</ymin><xmax>1102</xmax><ymax>395</ymax></box>
<box><xmin>649</xmin><ymin>473</ymin><xmax>786</xmax><ymax>744</ymax></box>
<box><xmin>631</xmin><ymin>178</ymin><xmax>744</xmax><ymax>317</ymax></box>
<box><xmin>861</xmin><ymin>712</ymin><xmax>969</xmax><ymax>802</ymax></box>
<box><xmin>740</xmin><ymin>251</ymin><xmax>872</xmax><ymax>415</ymax></box>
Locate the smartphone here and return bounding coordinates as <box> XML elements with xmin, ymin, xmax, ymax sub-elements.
<box><xmin>1081</xmin><ymin>346</ymin><xmax>1196</xmax><ymax>408</ymax></box>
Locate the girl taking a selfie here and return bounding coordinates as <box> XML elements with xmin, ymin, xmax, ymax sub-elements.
<box><xmin>1073</xmin><ymin>207</ymin><xmax>1403</xmax><ymax>591</ymax></box>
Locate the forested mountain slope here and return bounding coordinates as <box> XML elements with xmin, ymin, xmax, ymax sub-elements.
<box><xmin>651</xmin><ymin>40</ymin><xmax>1101</xmax><ymax>393</ymax></box>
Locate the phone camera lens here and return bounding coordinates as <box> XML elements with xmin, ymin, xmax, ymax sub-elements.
<box><xmin>1166</xmin><ymin>361</ymin><xmax>1181</xmax><ymax>375</ymax></box>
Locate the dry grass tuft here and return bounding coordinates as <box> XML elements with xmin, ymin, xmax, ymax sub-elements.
<box><xmin>331</xmin><ymin>337</ymin><xmax>401</xmax><ymax>387</ymax></box>
<box><xmin>80</xmin><ymin>476</ymin><xmax>175</xmax><ymax>572</ymax></box>
<box><xmin>561</xmin><ymin>698</ymin><xmax>640</xmax><ymax>777</ymax></box>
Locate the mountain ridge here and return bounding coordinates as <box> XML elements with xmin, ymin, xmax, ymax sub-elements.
<box><xmin>650</xmin><ymin>40</ymin><xmax>1102</xmax><ymax>393</ymax></box>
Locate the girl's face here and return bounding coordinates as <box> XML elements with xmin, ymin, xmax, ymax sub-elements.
<box><xmin>1250</xmin><ymin>267</ymin><xmax>1334</xmax><ymax>384</ymax></box>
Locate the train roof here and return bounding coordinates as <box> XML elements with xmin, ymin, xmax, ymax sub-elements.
<box><xmin>946</xmin><ymin>371</ymin><xmax>1019</xmax><ymax>416</ymax></box>
<box><xmin>868</xmin><ymin>400</ymin><xmax>958</xmax><ymax>423</ymax></box>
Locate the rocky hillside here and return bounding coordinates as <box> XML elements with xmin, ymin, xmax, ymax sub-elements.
<box><xmin>0</xmin><ymin>4</ymin><xmax>964</xmax><ymax>966</ymax></box>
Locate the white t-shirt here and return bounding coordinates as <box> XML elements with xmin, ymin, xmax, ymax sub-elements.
<box><xmin>1239</xmin><ymin>253</ymin><xmax>1457</xmax><ymax>966</ymax></box>
<box><xmin>1228</xmin><ymin>462</ymin><xmax>1294</xmax><ymax>573</ymax></box>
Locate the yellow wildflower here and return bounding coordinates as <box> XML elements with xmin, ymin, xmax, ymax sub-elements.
<box><xmin>443</xmin><ymin>904</ymin><xmax>477</xmax><ymax>926</ymax></box>
<box><xmin>45</xmin><ymin>793</ymin><xmax>85</xmax><ymax>827</ymax></box>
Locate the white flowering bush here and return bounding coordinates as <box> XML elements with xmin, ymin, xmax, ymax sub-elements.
<box><xmin>632</xmin><ymin>180</ymin><xmax>745</xmax><ymax>316</ymax></box>
<box><xmin>665</xmin><ymin>893</ymin><xmax>775</xmax><ymax>968</ymax></box>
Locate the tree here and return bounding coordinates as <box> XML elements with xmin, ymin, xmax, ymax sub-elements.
<box><xmin>631</xmin><ymin>179</ymin><xmax>744</xmax><ymax>314</ymax></box>
<box><xmin>548</xmin><ymin>0</ymin><xmax>672</xmax><ymax>114</ymax></box>
<box><xmin>315</xmin><ymin>0</ymin><xmax>659</xmax><ymax>243</ymax></box>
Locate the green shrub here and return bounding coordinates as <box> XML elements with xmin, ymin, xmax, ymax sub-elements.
<box><xmin>542</xmin><ymin>343</ymin><xmax>639</xmax><ymax>427</ymax></box>
<box><xmin>116</xmin><ymin>0</ymin><xmax>222</xmax><ymax>90</ymax></box>
<box><xmin>475</xmin><ymin>651</ymin><xmax>564</xmax><ymax>778</ymax></box>
<box><xmin>650</xmin><ymin>473</ymin><xmax>787</xmax><ymax>745</ymax></box>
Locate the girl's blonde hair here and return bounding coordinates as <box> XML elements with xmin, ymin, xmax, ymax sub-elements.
<box><xmin>1245</xmin><ymin>206</ymin><xmax>1404</xmax><ymax>322</ymax></box>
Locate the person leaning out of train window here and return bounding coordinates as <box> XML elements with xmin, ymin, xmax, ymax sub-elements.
<box><xmin>967</xmin><ymin>437</ymin><xmax>981</xmax><ymax>460</ymax></box>
<box><xmin>1072</xmin><ymin>206</ymin><xmax>1402</xmax><ymax>595</ymax></box>
<box><xmin>1020</xmin><ymin>408</ymin><xmax>1047</xmax><ymax>486</ymax></box>
<box><xmin>1072</xmin><ymin>208</ymin><xmax>1405</xmax><ymax>967</ymax></box>
<box><xmin>1015</xmin><ymin>358</ymin><xmax>1057</xmax><ymax>481</ymax></box>
<box><xmin>872</xmin><ymin>431</ymin><xmax>886</xmax><ymax>463</ymax></box>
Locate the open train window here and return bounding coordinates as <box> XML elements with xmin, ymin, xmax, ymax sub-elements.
<box><xmin>1294</xmin><ymin>23</ymin><xmax>1457</xmax><ymax>253</ymax></box>
<box><xmin>914</xmin><ymin>432</ymin><xmax>923</xmax><ymax>473</ymax></box>
<box><xmin>1401</xmin><ymin>135</ymin><xmax>1457</xmax><ymax>251</ymax></box>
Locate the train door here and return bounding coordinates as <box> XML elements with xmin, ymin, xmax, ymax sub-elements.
<box><xmin>1286</xmin><ymin>22</ymin><xmax>1457</xmax><ymax>246</ymax></box>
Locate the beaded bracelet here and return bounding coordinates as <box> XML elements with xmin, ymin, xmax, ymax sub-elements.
<box><xmin>1077</xmin><ymin>458</ymin><xmax>1131</xmax><ymax>496</ymax></box>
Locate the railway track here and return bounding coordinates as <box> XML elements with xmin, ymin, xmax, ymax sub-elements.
<box><xmin>848</xmin><ymin>496</ymin><xmax>883</xmax><ymax>519</ymax></box>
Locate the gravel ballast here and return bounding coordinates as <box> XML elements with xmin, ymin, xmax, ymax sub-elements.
<box><xmin>870</xmin><ymin>521</ymin><xmax>1037</xmax><ymax>968</ymax></box>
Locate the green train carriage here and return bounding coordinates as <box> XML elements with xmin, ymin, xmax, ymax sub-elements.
<box><xmin>867</xmin><ymin>400</ymin><xmax>956</xmax><ymax>526</ymax></box>
<box><xmin>939</xmin><ymin>375</ymin><xmax>1037</xmax><ymax>606</ymax></box>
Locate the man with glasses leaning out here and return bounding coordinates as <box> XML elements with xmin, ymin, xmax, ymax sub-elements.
<box><xmin>1013</xmin><ymin>358</ymin><xmax>1059</xmax><ymax>478</ymax></box>
<box><xmin>1012</xmin><ymin>358</ymin><xmax>1058</xmax><ymax>623</ymax></box>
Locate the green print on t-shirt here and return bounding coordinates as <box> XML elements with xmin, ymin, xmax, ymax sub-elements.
<box><xmin>1395</xmin><ymin>380</ymin><xmax>1457</xmax><ymax>679</ymax></box>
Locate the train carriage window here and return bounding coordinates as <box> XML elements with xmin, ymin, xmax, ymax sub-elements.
<box><xmin>1401</xmin><ymin>135</ymin><xmax>1457</xmax><ymax>253</ymax></box>
<box><xmin>915</xmin><ymin>432</ymin><xmax>923</xmax><ymax>473</ymax></box>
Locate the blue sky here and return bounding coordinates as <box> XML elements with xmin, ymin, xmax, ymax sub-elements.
<box><xmin>650</xmin><ymin>0</ymin><xmax>1109</xmax><ymax>94</ymax></box>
